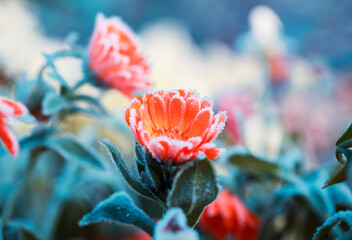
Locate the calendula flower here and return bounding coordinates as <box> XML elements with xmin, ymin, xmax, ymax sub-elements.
<box><xmin>88</xmin><ymin>13</ymin><xmax>151</xmax><ymax>98</ymax></box>
<box><xmin>125</xmin><ymin>90</ymin><xmax>226</xmax><ymax>164</ymax></box>
<box><xmin>199</xmin><ymin>189</ymin><xmax>261</xmax><ymax>240</ymax></box>
<box><xmin>0</xmin><ymin>97</ymin><xmax>27</xmax><ymax>156</ymax></box>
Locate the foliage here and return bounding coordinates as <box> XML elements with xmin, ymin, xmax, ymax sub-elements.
<box><xmin>98</xmin><ymin>139</ymin><xmax>220</xmax><ymax>229</ymax></box>
<box><xmin>79</xmin><ymin>192</ymin><xmax>155</xmax><ymax>236</ymax></box>
<box><xmin>324</xmin><ymin>121</ymin><xmax>352</xmax><ymax>188</ymax></box>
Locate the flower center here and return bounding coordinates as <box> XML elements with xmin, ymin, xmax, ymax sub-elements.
<box><xmin>150</xmin><ymin>127</ymin><xmax>190</xmax><ymax>141</ymax></box>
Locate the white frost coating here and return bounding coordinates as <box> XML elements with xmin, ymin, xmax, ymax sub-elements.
<box><xmin>92</xmin><ymin>12</ymin><xmax>139</xmax><ymax>51</ymax></box>
<box><xmin>125</xmin><ymin>89</ymin><xmax>226</xmax><ymax>162</ymax></box>
<box><xmin>154</xmin><ymin>208</ymin><xmax>199</xmax><ymax>240</ymax></box>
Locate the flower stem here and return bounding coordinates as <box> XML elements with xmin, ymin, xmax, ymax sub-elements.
<box><xmin>70</xmin><ymin>72</ymin><xmax>94</xmax><ymax>93</ymax></box>
<box><xmin>71</xmin><ymin>77</ymin><xmax>89</xmax><ymax>92</ymax></box>
<box><xmin>42</xmin><ymin>163</ymin><xmax>79</xmax><ymax>240</ymax></box>
<box><xmin>1</xmin><ymin>148</ymin><xmax>41</xmax><ymax>236</ymax></box>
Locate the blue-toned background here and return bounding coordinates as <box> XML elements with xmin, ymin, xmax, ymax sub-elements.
<box><xmin>33</xmin><ymin>0</ymin><xmax>352</xmax><ymax>70</ymax></box>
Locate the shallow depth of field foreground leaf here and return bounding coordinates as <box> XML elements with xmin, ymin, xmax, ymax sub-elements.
<box><xmin>79</xmin><ymin>192</ymin><xmax>155</xmax><ymax>236</ymax></box>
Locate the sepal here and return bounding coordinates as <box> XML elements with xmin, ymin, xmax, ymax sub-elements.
<box><xmin>100</xmin><ymin>139</ymin><xmax>166</xmax><ymax>208</ymax></box>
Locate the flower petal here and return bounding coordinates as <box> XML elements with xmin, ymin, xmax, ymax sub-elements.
<box><xmin>204</xmin><ymin>148</ymin><xmax>221</xmax><ymax>159</ymax></box>
<box><xmin>0</xmin><ymin>97</ymin><xmax>27</xmax><ymax>119</ymax></box>
<box><xmin>148</xmin><ymin>94</ymin><xmax>166</xmax><ymax>130</ymax></box>
<box><xmin>169</xmin><ymin>96</ymin><xmax>185</xmax><ymax>129</ymax></box>
<box><xmin>180</xmin><ymin>96</ymin><xmax>200</xmax><ymax>133</ymax></box>
<box><xmin>0</xmin><ymin>118</ymin><xmax>19</xmax><ymax>156</ymax></box>
<box><xmin>186</xmin><ymin>108</ymin><xmax>212</xmax><ymax>137</ymax></box>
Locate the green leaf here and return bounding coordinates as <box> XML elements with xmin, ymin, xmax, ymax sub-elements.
<box><xmin>135</xmin><ymin>142</ymin><xmax>157</xmax><ymax>191</ymax></box>
<box><xmin>100</xmin><ymin>139</ymin><xmax>165</xmax><ymax>208</ymax></box>
<box><xmin>1</xmin><ymin>221</ymin><xmax>38</xmax><ymax>240</ymax></box>
<box><xmin>337</xmin><ymin>122</ymin><xmax>352</xmax><ymax>147</ymax></box>
<box><xmin>323</xmin><ymin>148</ymin><xmax>352</xmax><ymax>188</ymax></box>
<box><xmin>19</xmin><ymin>128</ymin><xmax>57</xmax><ymax>149</ymax></box>
<box><xmin>44</xmin><ymin>135</ymin><xmax>104</xmax><ymax>169</ymax></box>
<box><xmin>79</xmin><ymin>192</ymin><xmax>155</xmax><ymax>237</ymax></box>
<box><xmin>338</xmin><ymin>139</ymin><xmax>352</xmax><ymax>149</ymax></box>
<box><xmin>336</xmin><ymin>148</ymin><xmax>352</xmax><ymax>165</ymax></box>
<box><xmin>69</xmin><ymin>94</ymin><xmax>107</xmax><ymax>115</ymax></box>
<box><xmin>323</xmin><ymin>165</ymin><xmax>348</xmax><ymax>189</ymax></box>
<box><xmin>167</xmin><ymin>159</ymin><xmax>220</xmax><ymax>227</ymax></box>
<box><xmin>42</xmin><ymin>92</ymin><xmax>69</xmax><ymax>115</ymax></box>
<box><xmin>347</xmin><ymin>161</ymin><xmax>352</xmax><ymax>191</ymax></box>
<box><xmin>313</xmin><ymin>211</ymin><xmax>352</xmax><ymax>240</ymax></box>
<box><xmin>0</xmin><ymin>128</ymin><xmax>57</xmax><ymax>157</ymax></box>
<box><xmin>226</xmin><ymin>147</ymin><xmax>281</xmax><ymax>176</ymax></box>
<box><xmin>58</xmin><ymin>105</ymin><xmax>105</xmax><ymax>118</ymax></box>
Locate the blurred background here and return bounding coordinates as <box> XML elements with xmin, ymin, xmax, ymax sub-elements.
<box><xmin>1</xmin><ymin>1</ymin><xmax>352</xmax><ymax>239</ymax></box>
<box><xmin>2</xmin><ymin>0</ymin><xmax>350</xmax><ymax>166</ymax></box>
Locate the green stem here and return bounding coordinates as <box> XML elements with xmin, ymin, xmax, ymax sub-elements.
<box><xmin>70</xmin><ymin>73</ymin><xmax>94</xmax><ymax>93</ymax></box>
<box><xmin>1</xmin><ymin>148</ymin><xmax>41</xmax><ymax>237</ymax></box>
<box><xmin>42</xmin><ymin>163</ymin><xmax>79</xmax><ymax>240</ymax></box>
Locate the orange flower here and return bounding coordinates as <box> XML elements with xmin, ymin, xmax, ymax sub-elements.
<box><xmin>125</xmin><ymin>90</ymin><xmax>226</xmax><ymax>164</ymax></box>
<box><xmin>0</xmin><ymin>97</ymin><xmax>27</xmax><ymax>156</ymax></box>
<box><xmin>88</xmin><ymin>13</ymin><xmax>151</xmax><ymax>98</ymax></box>
<box><xmin>199</xmin><ymin>190</ymin><xmax>261</xmax><ymax>240</ymax></box>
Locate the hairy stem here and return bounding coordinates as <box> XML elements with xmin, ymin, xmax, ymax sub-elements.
<box><xmin>42</xmin><ymin>163</ymin><xmax>79</xmax><ymax>240</ymax></box>
<box><xmin>1</xmin><ymin>148</ymin><xmax>41</xmax><ymax>237</ymax></box>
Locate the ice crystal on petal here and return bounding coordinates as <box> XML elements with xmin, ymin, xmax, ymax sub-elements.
<box><xmin>88</xmin><ymin>13</ymin><xmax>151</xmax><ymax>98</ymax></box>
<box><xmin>124</xmin><ymin>90</ymin><xmax>226</xmax><ymax>163</ymax></box>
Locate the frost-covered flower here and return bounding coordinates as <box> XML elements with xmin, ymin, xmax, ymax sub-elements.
<box><xmin>0</xmin><ymin>97</ymin><xmax>27</xmax><ymax>156</ymax></box>
<box><xmin>199</xmin><ymin>189</ymin><xmax>261</xmax><ymax>240</ymax></box>
<box><xmin>125</xmin><ymin>90</ymin><xmax>226</xmax><ymax>164</ymax></box>
<box><xmin>88</xmin><ymin>13</ymin><xmax>151</xmax><ymax>98</ymax></box>
<box><xmin>154</xmin><ymin>208</ymin><xmax>199</xmax><ymax>240</ymax></box>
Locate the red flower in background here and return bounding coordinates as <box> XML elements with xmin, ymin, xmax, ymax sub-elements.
<box><xmin>216</xmin><ymin>91</ymin><xmax>253</xmax><ymax>145</ymax></box>
<box><xmin>199</xmin><ymin>189</ymin><xmax>261</xmax><ymax>240</ymax></box>
<box><xmin>125</xmin><ymin>90</ymin><xmax>227</xmax><ymax>164</ymax></box>
<box><xmin>123</xmin><ymin>232</ymin><xmax>151</xmax><ymax>240</ymax></box>
<box><xmin>268</xmin><ymin>54</ymin><xmax>289</xmax><ymax>85</ymax></box>
<box><xmin>92</xmin><ymin>231</ymin><xmax>152</xmax><ymax>240</ymax></box>
<box><xmin>88</xmin><ymin>13</ymin><xmax>151</xmax><ymax>98</ymax></box>
<box><xmin>0</xmin><ymin>97</ymin><xmax>27</xmax><ymax>156</ymax></box>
